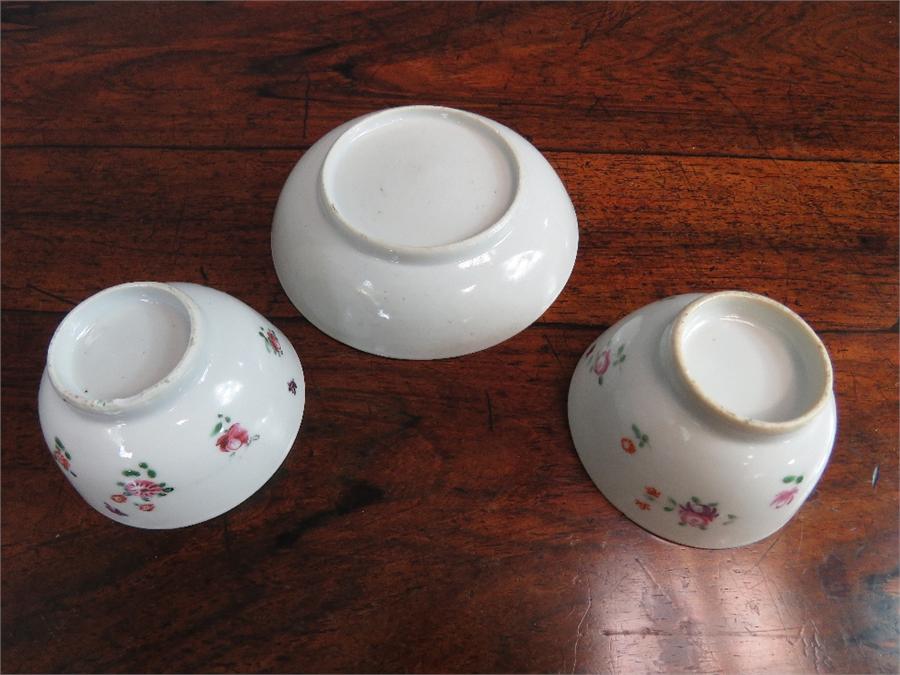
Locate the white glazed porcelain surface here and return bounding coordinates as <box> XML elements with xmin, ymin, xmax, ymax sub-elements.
<box><xmin>272</xmin><ymin>105</ymin><xmax>578</xmax><ymax>359</ymax></box>
<box><xmin>38</xmin><ymin>282</ymin><xmax>305</xmax><ymax>529</ymax></box>
<box><xmin>568</xmin><ymin>291</ymin><xmax>837</xmax><ymax>549</ymax></box>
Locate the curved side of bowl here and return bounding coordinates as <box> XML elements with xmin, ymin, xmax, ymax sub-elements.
<box><xmin>567</xmin><ymin>294</ymin><xmax>837</xmax><ymax>549</ymax></box>
<box><xmin>271</xmin><ymin>106</ymin><xmax>578</xmax><ymax>359</ymax></box>
<box><xmin>38</xmin><ymin>283</ymin><xmax>305</xmax><ymax>529</ymax></box>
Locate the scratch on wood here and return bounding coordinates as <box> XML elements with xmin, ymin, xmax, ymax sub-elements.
<box><xmin>543</xmin><ymin>334</ymin><xmax>562</xmax><ymax>367</ymax></box>
<box><xmin>635</xmin><ymin>557</ymin><xmax>673</xmax><ymax>604</ymax></box>
<box><xmin>26</xmin><ymin>284</ymin><xmax>76</xmax><ymax>306</ymax></box>
<box><xmin>571</xmin><ymin>586</ymin><xmax>592</xmax><ymax>674</ymax></box>
<box><xmin>753</xmin><ymin>530</ymin><xmax>784</xmax><ymax>570</ymax></box>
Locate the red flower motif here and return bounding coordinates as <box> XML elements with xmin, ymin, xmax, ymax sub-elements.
<box><xmin>54</xmin><ymin>449</ymin><xmax>70</xmax><ymax>471</ymax></box>
<box><xmin>770</xmin><ymin>487</ymin><xmax>798</xmax><ymax>509</ymax></box>
<box><xmin>110</xmin><ymin>494</ymin><xmax>127</xmax><ymax>503</ymax></box>
<box><xmin>593</xmin><ymin>350</ymin><xmax>611</xmax><ymax>376</ymax></box>
<box><xmin>645</xmin><ymin>486</ymin><xmax>661</xmax><ymax>499</ymax></box>
<box><xmin>621</xmin><ymin>437</ymin><xmax>636</xmax><ymax>454</ymax></box>
<box><xmin>124</xmin><ymin>479</ymin><xmax>162</xmax><ymax>500</ymax></box>
<box><xmin>678</xmin><ymin>502</ymin><xmax>719</xmax><ymax>529</ymax></box>
<box><xmin>266</xmin><ymin>330</ymin><xmax>283</xmax><ymax>356</ymax></box>
<box><xmin>216</xmin><ymin>423</ymin><xmax>251</xmax><ymax>453</ymax></box>
<box><xmin>635</xmin><ymin>499</ymin><xmax>651</xmax><ymax>511</ymax></box>
<box><xmin>138</xmin><ymin>503</ymin><xmax>155</xmax><ymax>512</ymax></box>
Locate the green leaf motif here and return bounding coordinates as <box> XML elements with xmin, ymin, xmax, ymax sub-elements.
<box><xmin>783</xmin><ymin>475</ymin><xmax>795</xmax><ymax>483</ymax></box>
<box><xmin>632</xmin><ymin>424</ymin><xmax>640</xmax><ymax>437</ymax></box>
<box><xmin>691</xmin><ymin>496</ymin><xmax>700</xmax><ymax>503</ymax></box>
<box><xmin>147</xmin><ymin>470</ymin><xmax>157</xmax><ymax>478</ymax></box>
<box><xmin>55</xmin><ymin>437</ymin><xmax>65</xmax><ymax>450</ymax></box>
<box><xmin>212</xmin><ymin>422</ymin><xmax>223</xmax><ymax>436</ymax></box>
<box><xmin>796</xmin><ymin>476</ymin><xmax>803</xmax><ymax>483</ymax></box>
<box><xmin>163</xmin><ymin>487</ymin><xmax>174</xmax><ymax>493</ymax></box>
<box><xmin>64</xmin><ymin>451</ymin><xmax>71</xmax><ymax>460</ymax></box>
<box><xmin>139</xmin><ymin>462</ymin><xmax>148</xmax><ymax>469</ymax></box>
<box><xmin>225</xmin><ymin>417</ymin><xmax>231</xmax><ymax>423</ymax></box>
<box><xmin>664</xmin><ymin>506</ymin><xmax>674</xmax><ymax>512</ymax></box>
<box><xmin>122</xmin><ymin>470</ymin><xmax>140</xmax><ymax>477</ymax></box>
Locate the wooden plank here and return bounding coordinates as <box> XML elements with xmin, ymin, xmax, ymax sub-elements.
<box><xmin>2</xmin><ymin>2</ymin><xmax>897</xmax><ymax>160</ymax></box>
<box><xmin>2</xmin><ymin>312</ymin><xmax>896</xmax><ymax>673</ymax></box>
<box><xmin>2</xmin><ymin>147</ymin><xmax>896</xmax><ymax>330</ymax></box>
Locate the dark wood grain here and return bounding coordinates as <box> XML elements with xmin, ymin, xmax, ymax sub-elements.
<box><xmin>2</xmin><ymin>2</ymin><xmax>897</xmax><ymax>160</ymax></box>
<box><xmin>2</xmin><ymin>2</ymin><xmax>898</xmax><ymax>674</ymax></box>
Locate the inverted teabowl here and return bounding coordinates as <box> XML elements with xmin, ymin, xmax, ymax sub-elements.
<box><xmin>38</xmin><ymin>282</ymin><xmax>304</xmax><ymax>529</ymax></box>
<box><xmin>567</xmin><ymin>291</ymin><xmax>836</xmax><ymax>549</ymax></box>
<box><xmin>272</xmin><ymin>105</ymin><xmax>578</xmax><ymax>359</ymax></box>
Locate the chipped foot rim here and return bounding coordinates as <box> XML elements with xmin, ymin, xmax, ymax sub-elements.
<box><xmin>39</xmin><ymin>282</ymin><xmax>305</xmax><ymax>528</ymax></box>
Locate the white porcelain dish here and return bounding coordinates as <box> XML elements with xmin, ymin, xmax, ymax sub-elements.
<box><xmin>272</xmin><ymin>105</ymin><xmax>578</xmax><ymax>359</ymax></box>
<box><xmin>568</xmin><ymin>291</ymin><xmax>836</xmax><ymax>549</ymax></box>
<box><xmin>38</xmin><ymin>282</ymin><xmax>305</xmax><ymax>529</ymax></box>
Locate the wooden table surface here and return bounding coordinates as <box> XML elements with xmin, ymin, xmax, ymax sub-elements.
<box><xmin>2</xmin><ymin>2</ymin><xmax>897</xmax><ymax>673</ymax></box>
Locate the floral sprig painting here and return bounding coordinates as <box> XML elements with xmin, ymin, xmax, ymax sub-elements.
<box><xmin>621</xmin><ymin>424</ymin><xmax>650</xmax><ymax>454</ymax></box>
<box><xmin>109</xmin><ymin>462</ymin><xmax>174</xmax><ymax>514</ymax></box>
<box><xmin>212</xmin><ymin>414</ymin><xmax>259</xmax><ymax>454</ymax></box>
<box><xmin>259</xmin><ymin>326</ymin><xmax>283</xmax><ymax>356</ymax></box>
<box><xmin>771</xmin><ymin>474</ymin><xmax>804</xmax><ymax>508</ymax></box>
<box><xmin>52</xmin><ymin>436</ymin><xmax>77</xmax><ymax>477</ymax></box>
<box><xmin>583</xmin><ymin>342</ymin><xmax>626</xmax><ymax>385</ymax></box>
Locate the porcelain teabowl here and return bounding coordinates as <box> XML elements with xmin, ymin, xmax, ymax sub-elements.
<box><xmin>567</xmin><ymin>291</ymin><xmax>836</xmax><ymax>549</ymax></box>
<box><xmin>38</xmin><ymin>282</ymin><xmax>305</xmax><ymax>529</ymax></box>
<box><xmin>272</xmin><ymin>105</ymin><xmax>578</xmax><ymax>359</ymax></box>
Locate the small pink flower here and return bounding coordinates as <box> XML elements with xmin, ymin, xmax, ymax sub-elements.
<box><xmin>679</xmin><ymin>502</ymin><xmax>719</xmax><ymax>529</ymax></box>
<box><xmin>621</xmin><ymin>438</ymin><xmax>636</xmax><ymax>454</ymax></box>
<box><xmin>138</xmin><ymin>503</ymin><xmax>155</xmax><ymax>512</ymax></box>
<box><xmin>635</xmin><ymin>499</ymin><xmax>651</xmax><ymax>511</ymax></box>
<box><xmin>645</xmin><ymin>486</ymin><xmax>661</xmax><ymax>499</ymax></box>
<box><xmin>593</xmin><ymin>350</ymin><xmax>611</xmax><ymax>376</ymax></box>
<box><xmin>216</xmin><ymin>423</ymin><xmax>251</xmax><ymax>453</ymax></box>
<box><xmin>124</xmin><ymin>479</ymin><xmax>162</xmax><ymax>500</ymax></box>
<box><xmin>110</xmin><ymin>494</ymin><xmax>127</xmax><ymax>503</ymax></box>
<box><xmin>770</xmin><ymin>487</ymin><xmax>798</xmax><ymax>509</ymax></box>
<box><xmin>266</xmin><ymin>330</ymin><xmax>283</xmax><ymax>356</ymax></box>
<box><xmin>54</xmin><ymin>449</ymin><xmax>70</xmax><ymax>471</ymax></box>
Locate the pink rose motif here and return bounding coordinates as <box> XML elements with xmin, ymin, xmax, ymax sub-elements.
<box><xmin>678</xmin><ymin>501</ymin><xmax>719</xmax><ymax>529</ymax></box>
<box><xmin>216</xmin><ymin>423</ymin><xmax>251</xmax><ymax>453</ymax></box>
<box><xmin>266</xmin><ymin>330</ymin><xmax>283</xmax><ymax>356</ymax></box>
<box><xmin>110</xmin><ymin>494</ymin><xmax>127</xmax><ymax>503</ymax></box>
<box><xmin>54</xmin><ymin>449</ymin><xmax>70</xmax><ymax>471</ymax></box>
<box><xmin>138</xmin><ymin>503</ymin><xmax>155</xmax><ymax>512</ymax></box>
<box><xmin>124</xmin><ymin>479</ymin><xmax>162</xmax><ymax>500</ymax></box>
<box><xmin>593</xmin><ymin>350</ymin><xmax>611</xmax><ymax>376</ymax></box>
<box><xmin>770</xmin><ymin>487</ymin><xmax>798</xmax><ymax>509</ymax></box>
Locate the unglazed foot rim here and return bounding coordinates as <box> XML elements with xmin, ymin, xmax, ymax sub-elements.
<box><xmin>670</xmin><ymin>291</ymin><xmax>833</xmax><ymax>435</ymax></box>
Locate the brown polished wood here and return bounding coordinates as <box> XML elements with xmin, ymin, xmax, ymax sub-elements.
<box><xmin>2</xmin><ymin>2</ymin><xmax>897</xmax><ymax>673</ymax></box>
